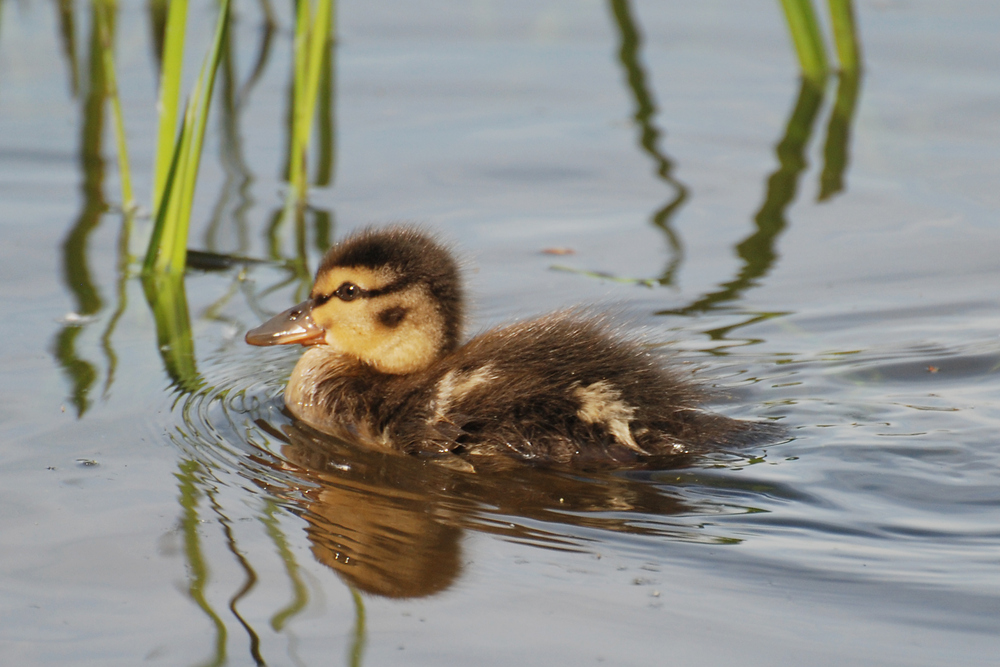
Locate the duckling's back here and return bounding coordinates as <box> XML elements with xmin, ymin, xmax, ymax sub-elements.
<box><xmin>383</xmin><ymin>312</ymin><xmax>765</xmax><ymax>467</ymax></box>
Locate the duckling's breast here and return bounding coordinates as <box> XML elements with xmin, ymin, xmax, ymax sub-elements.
<box><xmin>285</xmin><ymin>346</ymin><xmax>397</xmax><ymax>450</ymax></box>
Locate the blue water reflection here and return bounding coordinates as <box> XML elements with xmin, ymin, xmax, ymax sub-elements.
<box><xmin>2</xmin><ymin>1</ymin><xmax>1000</xmax><ymax>666</ymax></box>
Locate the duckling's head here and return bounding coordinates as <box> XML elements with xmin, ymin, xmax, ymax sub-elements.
<box><xmin>246</xmin><ymin>226</ymin><xmax>463</xmax><ymax>374</ymax></box>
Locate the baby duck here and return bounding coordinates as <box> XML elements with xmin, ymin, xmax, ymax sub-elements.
<box><xmin>247</xmin><ymin>226</ymin><xmax>768</xmax><ymax>468</ymax></box>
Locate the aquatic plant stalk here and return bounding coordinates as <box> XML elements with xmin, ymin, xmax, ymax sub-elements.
<box><xmin>778</xmin><ymin>0</ymin><xmax>829</xmax><ymax>84</ymax></box>
<box><xmin>287</xmin><ymin>0</ymin><xmax>334</xmax><ymax>205</ymax></box>
<box><xmin>144</xmin><ymin>0</ymin><xmax>231</xmax><ymax>275</ymax></box>
<box><xmin>827</xmin><ymin>0</ymin><xmax>861</xmax><ymax>74</ymax></box>
<box><xmin>152</xmin><ymin>0</ymin><xmax>188</xmax><ymax>214</ymax></box>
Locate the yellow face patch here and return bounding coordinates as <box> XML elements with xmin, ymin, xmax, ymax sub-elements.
<box><xmin>308</xmin><ymin>267</ymin><xmax>447</xmax><ymax>374</ymax></box>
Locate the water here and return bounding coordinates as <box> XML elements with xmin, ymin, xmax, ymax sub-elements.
<box><xmin>2</xmin><ymin>0</ymin><xmax>1000</xmax><ymax>664</ymax></box>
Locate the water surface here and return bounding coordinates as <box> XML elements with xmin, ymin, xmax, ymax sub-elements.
<box><xmin>1</xmin><ymin>1</ymin><xmax>999</xmax><ymax>665</ymax></box>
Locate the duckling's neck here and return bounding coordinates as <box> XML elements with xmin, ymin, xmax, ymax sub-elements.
<box><xmin>284</xmin><ymin>345</ymin><xmax>418</xmax><ymax>444</ymax></box>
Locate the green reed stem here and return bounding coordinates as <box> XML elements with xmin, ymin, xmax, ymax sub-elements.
<box><xmin>94</xmin><ymin>0</ymin><xmax>135</xmax><ymax>211</ymax></box>
<box><xmin>153</xmin><ymin>0</ymin><xmax>187</xmax><ymax>214</ymax></box>
<box><xmin>827</xmin><ymin>0</ymin><xmax>861</xmax><ymax>74</ymax></box>
<box><xmin>144</xmin><ymin>0</ymin><xmax>231</xmax><ymax>275</ymax></box>
<box><xmin>288</xmin><ymin>0</ymin><xmax>334</xmax><ymax>205</ymax></box>
<box><xmin>778</xmin><ymin>0</ymin><xmax>829</xmax><ymax>84</ymax></box>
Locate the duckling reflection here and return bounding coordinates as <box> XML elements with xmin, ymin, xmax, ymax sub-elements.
<box><xmin>263</xmin><ymin>417</ymin><xmax>698</xmax><ymax>599</ymax></box>
<box><xmin>274</xmin><ymin>422</ymin><xmax>463</xmax><ymax>599</ymax></box>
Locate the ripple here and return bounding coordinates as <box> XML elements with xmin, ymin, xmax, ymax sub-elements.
<box><xmin>168</xmin><ymin>346</ymin><xmax>789</xmax><ymax>558</ymax></box>
<box><xmin>170</xmin><ymin>347</ymin><xmax>311</xmax><ymax>497</ymax></box>
<box><xmin>165</xmin><ymin>334</ymin><xmax>1000</xmax><ymax>604</ymax></box>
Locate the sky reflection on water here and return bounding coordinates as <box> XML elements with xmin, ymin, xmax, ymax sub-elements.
<box><xmin>2</xmin><ymin>1</ymin><xmax>1000</xmax><ymax>665</ymax></box>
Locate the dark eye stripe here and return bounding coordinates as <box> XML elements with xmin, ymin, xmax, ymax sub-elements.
<box><xmin>312</xmin><ymin>277</ymin><xmax>413</xmax><ymax>306</ymax></box>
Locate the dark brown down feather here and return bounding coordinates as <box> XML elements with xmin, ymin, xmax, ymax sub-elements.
<box><xmin>260</xmin><ymin>225</ymin><xmax>778</xmax><ymax>469</ymax></box>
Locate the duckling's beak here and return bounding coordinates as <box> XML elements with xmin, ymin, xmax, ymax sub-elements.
<box><xmin>245</xmin><ymin>300</ymin><xmax>325</xmax><ymax>347</ymax></box>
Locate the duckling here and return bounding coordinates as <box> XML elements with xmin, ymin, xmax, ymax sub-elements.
<box><xmin>246</xmin><ymin>225</ymin><xmax>771</xmax><ymax>468</ymax></box>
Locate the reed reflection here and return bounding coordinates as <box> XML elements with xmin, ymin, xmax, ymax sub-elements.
<box><xmin>142</xmin><ymin>271</ymin><xmax>204</xmax><ymax>393</ymax></box>
<box><xmin>654</xmin><ymin>1</ymin><xmax>863</xmax><ymax>339</ymax></box>
<box><xmin>819</xmin><ymin>70</ymin><xmax>862</xmax><ymax>200</ymax></box>
<box><xmin>147</xmin><ymin>0</ymin><xmax>168</xmax><ymax>70</ymax></box>
<box><xmin>175</xmin><ymin>459</ymin><xmax>229</xmax><ymax>667</ymax></box>
<box><xmin>53</xmin><ymin>1</ymin><xmax>112</xmax><ymax>417</ymax></box>
<box><xmin>608</xmin><ymin>0</ymin><xmax>687</xmax><ymax>285</ymax></box>
<box><xmin>597</xmin><ymin>1</ymin><xmax>864</xmax><ymax>343</ymax></box>
<box><xmin>56</xmin><ymin>0</ymin><xmax>79</xmax><ymax>96</ymax></box>
<box><xmin>204</xmin><ymin>12</ymin><xmax>275</xmax><ymax>256</ymax></box>
<box><xmin>657</xmin><ymin>78</ymin><xmax>825</xmax><ymax>339</ymax></box>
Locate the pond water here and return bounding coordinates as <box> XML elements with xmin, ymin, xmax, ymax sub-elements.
<box><xmin>2</xmin><ymin>0</ymin><xmax>1000</xmax><ymax>665</ymax></box>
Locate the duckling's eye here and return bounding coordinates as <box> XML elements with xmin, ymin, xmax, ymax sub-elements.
<box><xmin>334</xmin><ymin>282</ymin><xmax>360</xmax><ymax>302</ymax></box>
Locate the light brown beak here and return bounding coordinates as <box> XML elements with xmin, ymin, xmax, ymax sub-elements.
<box><xmin>245</xmin><ymin>300</ymin><xmax>325</xmax><ymax>346</ymax></box>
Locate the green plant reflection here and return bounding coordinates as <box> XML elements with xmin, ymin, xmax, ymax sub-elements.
<box><xmin>212</xmin><ymin>486</ymin><xmax>266</xmax><ymax>666</ymax></box>
<box><xmin>53</xmin><ymin>1</ymin><xmax>111</xmax><ymax>417</ymax></box>
<box><xmin>147</xmin><ymin>0</ymin><xmax>168</xmax><ymax>70</ymax></box>
<box><xmin>559</xmin><ymin>0</ymin><xmax>864</xmax><ymax>334</ymax></box>
<box><xmin>142</xmin><ymin>272</ymin><xmax>204</xmax><ymax>393</ymax></box>
<box><xmin>176</xmin><ymin>459</ymin><xmax>228</xmax><ymax>667</ymax></box>
<box><xmin>657</xmin><ymin>78</ymin><xmax>825</xmax><ymax>337</ymax></box>
<box><xmin>204</xmin><ymin>14</ymin><xmax>266</xmax><ymax>256</ymax></box>
<box><xmin>56</xmin><ymin>0</ymin><xmax>79</xmax><ymax>96</ymax></box>
<box><xmin>260</xmin><ymin>500</ymin><xmax>310</xmax><ymax>632</ymax></box>
<box><xmin>819</xmin><ymin>70</ymin><xmax>862</xmax><ymax>201</ymax></box>
<box><xmin>608</xmin><ymin>0</ymin><xmax>687</xmax><ymax>285</ymax></box>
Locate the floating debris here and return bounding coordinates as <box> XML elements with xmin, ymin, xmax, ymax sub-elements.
<box><xmin>541</xmin><ymin>247</ymin><xmax>575</xmax><ymax>256</ymax></box>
